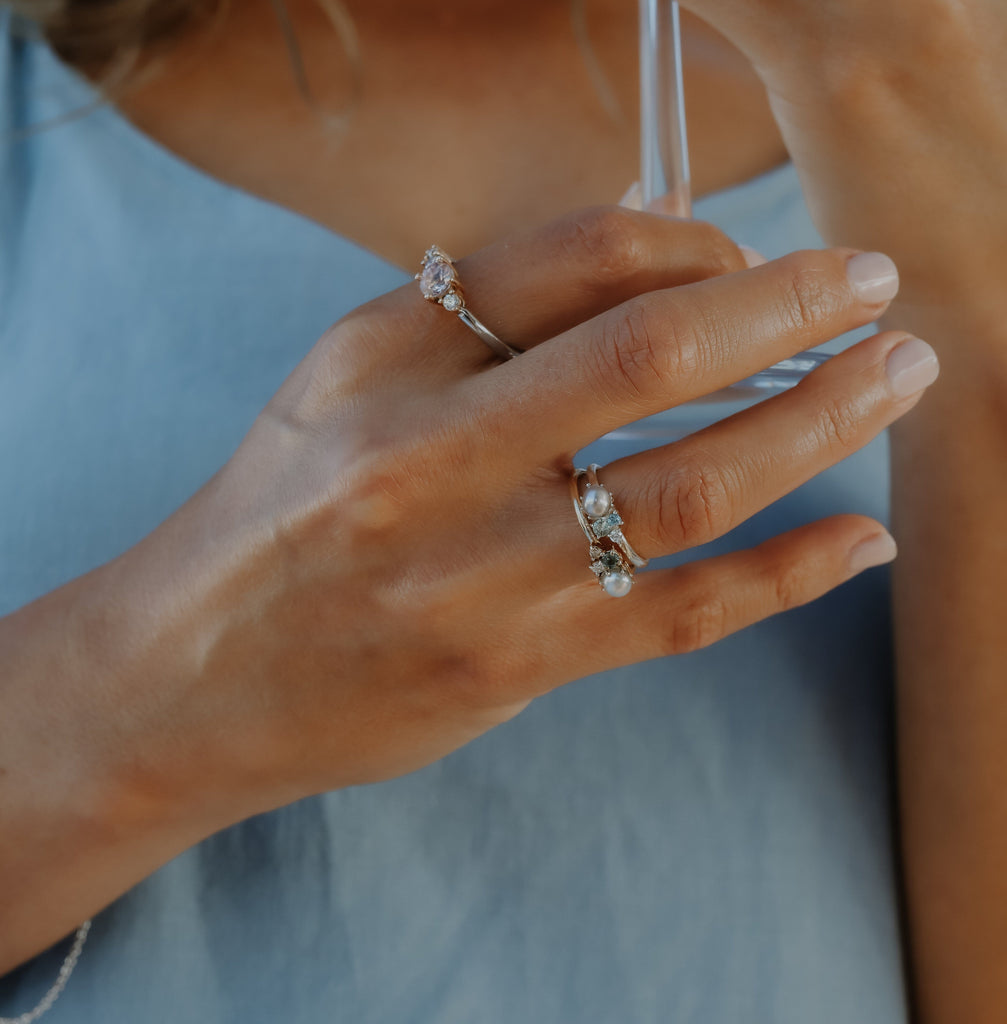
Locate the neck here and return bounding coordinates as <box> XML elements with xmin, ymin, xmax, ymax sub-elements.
<box><xmin>105</xmin><ymin>0</ymin><xmax>787</xmax><ymax>269</ymax></box>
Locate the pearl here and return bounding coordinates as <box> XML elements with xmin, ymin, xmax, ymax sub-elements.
<box><xmin>602</xmin><ymin>571</ymin><xmax>633</xmax><ymax>598</ymax></box>
<box><xmin>582</xmin><ymin>484</ymin><xmax>613</xmax><ymax>519</ymax></box>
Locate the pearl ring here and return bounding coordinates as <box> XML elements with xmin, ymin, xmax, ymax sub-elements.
<box><xmin>569</xmin><ymin>463</ymin><xmax>649</xmax><ymax>597</ymax></box>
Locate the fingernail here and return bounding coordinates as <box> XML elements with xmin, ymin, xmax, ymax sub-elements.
<box><xmin>739</xmin><ymin>245</ymin><xmax>768</xmax><ymax>268</ymax></box>
<box><xmin>848</xmin><ymin>531</ymin><xmax>898</xmax><ymax>575</ymax></box>
<box><xmin>846</xmin><ymin>252</ymin><xmax>900</xmax><ymax>304</ymax></box>
<box><xmin>619</xmin><ymin>182</ymin><xmax>642</xmax><ymax>210</ymax></box>
<box><xmin>886</xmin><ymin>336</ymin><xmax>940</xmax><ymax>398</ymax></box>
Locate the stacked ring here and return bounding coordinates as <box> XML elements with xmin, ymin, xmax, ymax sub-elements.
<box><xmin>416</xmin><ymin>246</ymin><xmax>525</xmax><ymax>361</ymax></box>
<box><xmin>569</xmin><ymin>463</ymin><xmax>649</xmax><ymax>597</ymax></box>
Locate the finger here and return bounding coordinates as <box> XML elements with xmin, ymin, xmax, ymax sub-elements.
<box><xmin>601</xmin><ymin>330</ymin><xmax>938</xmax><ymax>557</ymax></box>
<box><xmin>469</xmin><ymin>247</ymin><xmax>901</xmax><ymax>461</ymax></box>
<box><xmin>363</xmin><ymin>206</ymin><xmax>751</xmax><ymax>378</ymax></box>
<box><xmin>540</xmin><ymin>514</ymin><xmax>897</xmax><ymax>687</ymax></box>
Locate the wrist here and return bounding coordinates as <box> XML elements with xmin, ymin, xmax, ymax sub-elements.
<box><xmin>0</xmin><ymin>564</ymin><xmax>198</xmax><ymax>842</ymax></box>
<box><xmin>0</xmin><ymin>569</ymin><xmax>215</xmax><ymax>974</ymax></box>
<box><xmin>756</xmin><ymin>47</ymin><xmax>1007</xmax><ymax>303</ymax></box>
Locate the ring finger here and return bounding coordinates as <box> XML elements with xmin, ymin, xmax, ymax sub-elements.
<box><xmin>526</xmin><ymin>328</ymin><xmax>938</xmax><ymax>586</ymax></box>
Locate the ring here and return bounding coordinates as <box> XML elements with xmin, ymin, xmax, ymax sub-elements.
<box><xmin>416</xmin><ymin>246</ymin><xmax>524</xmax><ymax>362</ymax></box>
<box><xmin>569</xmin><ymin>463</ymin><xmax>649</xmax><ymax>597</ymax></box>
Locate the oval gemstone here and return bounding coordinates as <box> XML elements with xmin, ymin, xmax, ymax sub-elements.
<box><xmin>420</xmin><ymin>259</ymin><xmax>455</xmax><ymax>299</ymax></box>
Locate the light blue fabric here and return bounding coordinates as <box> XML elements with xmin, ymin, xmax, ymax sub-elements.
<box><xmin>0</xmin><ymin>13</ymin><xmax>906</xmax><ymax>1023</ymax></box>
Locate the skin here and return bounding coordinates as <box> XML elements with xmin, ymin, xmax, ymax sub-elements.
<box><xmin>103</xmin><ymin>0</ymin><xmax>789</xmax><ymax>265</ymax></box>
<box><xmin>1</xmin><ymin>0</ymin><xmax>1004</xmax><ymax>1019</ymax></box>
<box><xmin>667</xmin><ymin>2</ymin><xmax>1007</xmax><ymax>1018</ymax></box>
<box><xmin>1</xmin><ymin>220</ymin><xmax>920</xmax><ymax>975</ymax></box>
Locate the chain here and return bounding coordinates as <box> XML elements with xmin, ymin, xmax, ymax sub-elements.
<box><xmin>0</xmin><ymin>921</ymin><xmax>92</xmax><ymax>1024</ymax></box>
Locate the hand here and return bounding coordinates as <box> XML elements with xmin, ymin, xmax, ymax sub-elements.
<box><xmin>679</xmin><ymin>0</ymin><xmax>1007</xmax><ymax>319</ymax></box>
<box><xmin>79</xmin><ymin>208</ymin><xmax>933</xmax><ymax>830</ymax></box>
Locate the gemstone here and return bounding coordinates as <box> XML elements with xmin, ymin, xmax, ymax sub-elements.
<box><xmin>590</xmin><ymin>549</ymin><xmax>624</xmax><ymax>578</ymax></box>
<box><xmin>441</xmin><ymin>291</ymin><xmax>462</xmax><ymax>311</ymax></box>
<box><xmin>602</xmin><ymin>571</ymin><xmax>633</xmax><ymax>597</ymax></box>
<box><xmin>582</xmin><ymin>484</ymin><xmax>613</xmax><ymax>519</ymax></box>
<box><xmin>591</xmin><ymin>511</ymin><xmax>623</xmax><ymax>539</ymax></box>
<box><xmin>419</xmin><ymin>259</ymin><xmax>455</xmax><ymax>299</ymax></box>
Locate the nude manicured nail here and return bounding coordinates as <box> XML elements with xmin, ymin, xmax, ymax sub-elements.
<box><xmin>739</xmin><ymin>245</ymin><xmax>768</xmax><ymax>268</ymax></box>
<box><xmin>848</xmin><ymin>531</ymin><xmax>898</xmax><ymax>575</ymax></box>
<box><xmin>846</xmin><ymin>252</ymin><xmax>900</xmax><ymax>304</ymax></box>
<box><xmin>886</xmin><ymin>336</ymin><xmax>940</xmax><ymax>398</ymax></box>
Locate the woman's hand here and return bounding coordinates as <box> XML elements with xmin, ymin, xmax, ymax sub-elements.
<box><xmin>81</xmin><ymin>208</ymin><xmax>928</xmax><ymax>821</ymax></box>
<box><xmin>674</xmin><ymin>7</ymin><xmax>1007</xmax><ymax>1021</ymax></box>
<box><xmin>0</xmin><ymin>207</ymin><xmax>936</xmax><ymax>973</ymax></box>
<box><xmin>679</xmin><ymin>0</ymin><xmax>1007</xmax><ymax>321</ymax></box>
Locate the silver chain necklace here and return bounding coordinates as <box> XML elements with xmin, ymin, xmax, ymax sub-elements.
<box><xmin>0</xmin><ymin>921</ymin><xmax>92</xmax><ymax>1024</ymax></box>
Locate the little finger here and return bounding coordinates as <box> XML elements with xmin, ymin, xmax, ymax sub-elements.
<box><xmin>548</xmin><ymin>514</ymin><xmax>897</xmax><ymax>679</ymax></box>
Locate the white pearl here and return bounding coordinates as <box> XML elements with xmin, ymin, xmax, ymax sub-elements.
<box><xmin>602</xmin><ymin>571</ymin><xmax>633</xmax><ymax>598</ymax></box>
<box><xmin>582</xmin><ymin>484</ymin><xmax>613</xmax><ymax>519</ymax></box>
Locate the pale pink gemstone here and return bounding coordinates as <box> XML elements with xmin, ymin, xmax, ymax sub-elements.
<box><xmin>420</xmin><ymin>259</ymin><xmax>455</xmax><ymax>299</ymax></box>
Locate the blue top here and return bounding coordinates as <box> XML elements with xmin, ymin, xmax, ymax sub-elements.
<box><xmin>0</xmin><ymin>14</ymin><xmax>906</xmax><ymax>1023</ymax></box>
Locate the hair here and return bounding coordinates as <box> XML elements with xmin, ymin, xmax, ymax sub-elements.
<box><xmin>9</xmin><ymin>0</ymin><xmax>226</xmax><ymax>88</ymax></box>
<box><xmin>6</xmin><ymin>0</ymin><xmax>619</xmax><ymax>132</ymax></box>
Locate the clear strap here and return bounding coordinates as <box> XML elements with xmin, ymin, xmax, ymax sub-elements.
<box><xmin>0</xmin><ymin>921</ymin><xmax>91</xmax><ymax>1024</ymax></box>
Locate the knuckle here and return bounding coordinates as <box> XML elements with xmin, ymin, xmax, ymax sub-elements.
<box><xmin>331</xmin><ymin>451</ymin><xmax>418</xmax><ymax>545</ymax></box>
<box><xmin>428</xmin><ymin>635</ymin><xmax>536</xmax><ymax>716</ymax></box>
<box><xmin>667</xmin><ymin>584</ymin><xmax>730</xmax><ymax>654</ymax></box>
<box><xmin>659</xmin><ymin>457</ymin><xmax>735</xmax><ymax>548</ymax></box>
<box><xmin>778</xmin><ymin>253</ymin><xmax>845</xmax><ymax>334</ymax></box>
<box><xmin>557</xmin><ymin>206</ymin><xmax>647</xmax><ymax>286</ymax></box>
<box><xmin>770</xmin><ymin>559</ymin><xmax>814</xmax><ymax>613</ymax></box>
<box><xmin>695</xmin><ymin>222</ymin><xmax>744</xmax><ymax>277</ymax></box>
<box><xmin>813</xmin><ymin>392</ymin><xmax>864</xmax><ymax>452</ymax></box>
<box><xmin>594</xmin><ymin>300</ymin><xmax>669</xmax><ymax>404</ymax></box>
<box><xmin>332</xmin><ymin>428</ymin><xmax>453</xmax><ymax>546</ymax></box>
<box><xmin>284</xmin><ymin>312</ymin><xmax>391</xmax><ymax>424</ymax></box>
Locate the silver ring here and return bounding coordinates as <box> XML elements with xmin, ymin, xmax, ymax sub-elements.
<box><xmin>416</xmin><ymin>246</ymin><xmax>524</xmax><ymax>361</ymax></box>
<box><xmin>569</xmin><ymin>465</ymin><xmax>648</xmax><ymax>597</ymax></box>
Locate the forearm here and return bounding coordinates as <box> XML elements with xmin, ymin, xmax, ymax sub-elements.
<box><xmin>887</xmin><ymin>305</ymin><xmax>1007</xmax><ymax>1022</ymax></box>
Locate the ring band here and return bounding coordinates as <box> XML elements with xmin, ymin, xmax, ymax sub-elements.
<box><xmin>569</xmin><ymin>464</ymin><xmax>648</xmax><ymax>597</ymax></box>
<box><xmin>416</xmin><ymin>246</ymin><xmax>524</xmax><ymax>361</ymax></box>
<box><xmin>584</xmin><ymin>465</ymin><xmax>649</xmax><ymax>568</ymax></box>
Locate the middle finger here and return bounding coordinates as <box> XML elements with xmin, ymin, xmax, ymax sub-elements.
<box><xmin>465</xmin><ymin>247</ymin><xmax>901</xmax><ymax>463</ymax></box>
